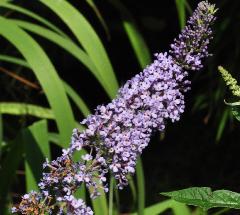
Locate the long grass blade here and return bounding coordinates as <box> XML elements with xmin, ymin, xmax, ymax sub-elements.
<box><xmin>0</xmin><ymin>102</ymin><xmax>54</xmax><ymax>119</ymax></box>
<box><xmin>109</xmin><ymin>177</ymin><xmax>114</xmax><ymax>215</ymax></box>
<box><xmin>175</xmin><ymin>0</ymin><xmax>186</xmax><ymax>29</ymax></box>
<box><xmin>10</xmin><ymin>19</ymin><xmax>111</xmax><ymax>97</ymax></box>
<box><xmin>23</xmin><ymin>120</ymin><xmax>50</xmax><ymax>192</ymax></box>
<box><xmin>0</xmin><ymin>55</ymin><xmax>91</xmax><ymax>118</ymax></box>
<box><xmin>85</xmin><ymin>0</ymin><xmax>110</xmax><ymax>40</ymax></box>
<box><xmin>136</xmin><ymin>158</ymin><xmax>145</xmax><ymax>215</ymax></box>
<box><xmin>216</xmin><ymin>109</ymin><xmax>229</xmax><ymax>142</ymax></box>
<box><xmin>0</xmin><ymin>2</ymin><xmax>68</xmax><ymax>38</ymax></box>
<box><xmin>0</xmin><ymin>17</ymin><xmax>75</xmax><ymax>146</ymax></box>
<box><xmin>40</xmin><ymin>0</ymin><xmax>119</xmax><ymax>98</ymax></box>
<box><xmin>62</xmin><ymin>81</ymin><xmax>91</xmax><ymax>117</ymax></box>
<box><xmin>109</xmin><ymin>0</ymin><xmax>151</xmax><ymax>68</ymax></box>
<box><xmin>0</xmin><ymin>113</ymin><xmax>2</xmax><ymax>156</ymax></box>
<box><xmin>0</xmin><ymin>54</ymin><xmax>29</xmax><ymax>67</ymax></box>
<box><xmin>172</xmin><ymin>201</ymin><xmax>191</xmax><ymax>215</ymax></box>
<box><xmin>0</xmin><ymin>133</ymin><xmax>24</xmax><ymax>212</ymax></box>
<box><xmin>131</xmin><ymin>200</ymin><xmax>190</xmax><ymax>215</ymax></box>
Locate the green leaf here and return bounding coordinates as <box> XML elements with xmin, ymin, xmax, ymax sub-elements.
<box><xmin>0</xmin><ymin>17</ymin><xmax>75</xmax><ymax>146</ymax></box>
<box><xmin>91</xmin><ymin>184</ymin><xmax>108</xmax><ymax>215</ymax></box>
<box><xmin>62</xmin><ymin>81</ymin><xmax>91</xmax><ymax>117</ymax></box>
<box><xmin>0</xmin><ymin>2</ymin><xmax>68</xmax><ymax>38</ymax></box>
<box><xmin>175</xmin><ymin>0</ymin><xmax>186</xmax><ymax>29</ymax></box>
<box><xmin>23</xmin><ymin>120</ymin><xmax>50</xmax><ymax>191</ymax></box>
<box><xmin>108</xmin><ymin>177</ymin><xmax>114</xmax><ymax>215</ymax></box>
<box><xmin>136</xmin><ymin>158</ymin><xmax>145</xmax><ymax>215</ymax></box>
<box><xmin>0</xmin><ymin>54</ymin><xmax>29</xmax><ymax>67</ymax></box>
<box><xmin>216</xmin><ymin>109</ymin><xmax>229</xmax><ymax>142</ymax></box>
<box><xmin>85</xmin><ymin>0</ymin><xmax>110</xmax><ymax>40</ymax></box>
<box><xmin>0</xmin><ymin>133</ymin><xmax>24</xmax><ymax>212</ymax></box>
<box><xmin>10</xmin><ymin>20</ymin><xmax>109</xmax><ymax>95</ymax></box>
<box><xmin>0</xmin><ymin>113</ymin><xmax>2</xmax><ymax>155</ymax></box>
<box><xmin>109</xmin><ymin>0</ymin><xmax>151</xmax><ymax>68</ymax></box>
<box><xmin>130</xmin><ymin>199</ymin><xmax>190</xmax><ymax>215</ymax></box>
<box><xmin>161</xmin><ymin>187</ymin><xmax>240</xmax><ymax>211</ymax></box>
<box><xmin>40</xmin><ymin>0</ymin><xmax>119</xmax><ymax>98</ymax></box>
<box><xmin>0</xmin><ymin>102</ymin><xmax>54</xmax><ymax>119</ymax></box>
<box><xmin>231</xmin><ymin>106</ymin><xmax>240</xmax><ymax>122</ymax></box>
<box><xmin>0</xmin><ymin>55</ymin><xmax>91</xmax><ymax>118</ymax></box>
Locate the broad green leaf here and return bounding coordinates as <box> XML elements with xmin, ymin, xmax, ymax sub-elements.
<box><xmin>23</xmin><ymin>120</ymin><xmax>50</xmax><ymax>191</ymax></box>
<box><xmin>136</xmin><ymin>158</ymin><xmax>145</xmax><ymax>215</ymax></box>
<box><xmin>0</xmin><ymin>102</ymin><xmax>54</xmax><ymax>119</ymax></box>
<box><xmin>0</xmin><ymin>2</ymin><xmax>68</xmax><ymax>38</ymax></box>
<box><xmin>40</xmin><ymin>0</ymin><xmax>119</xmax><ymax>98</ymax></box>
<box><xmin>231</xmin><ymin>106</ymin><xmax>240</xmax><ymax>122</ymax></box>
<box><xmin>0</xmin><ymin>133</ymin><xmax>24</xmax><ymax>212</ymax></box>
<box><xmin>224</xmin><ymin>100</ymin><xmax>240</xmax><ymax>122</ymax></box>
<box><xmin>0</xmin><ymin>17</ymin><xmax>75</xmax><ymax>146</ymax></box>
<box><xmin>161</xmin><ymin>187</ymin><xmax>240</xmax><ymax>211</ymax></box>
<box><xmin>85</xmin><ymin>0</ymin><xmax>110</xmax><ymax>40</ymax></box>
<box><xmin>109</xmin><ymin>0</ymin><xmax>151</xmax><ymax>68</ymax></box>
<box><xmin>175</xmin><ymin>0</ymin><xmax>186</xmax><ymax>29</ymax></box>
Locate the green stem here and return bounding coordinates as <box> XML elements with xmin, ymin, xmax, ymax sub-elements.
<box><xmin>109</xmin><ymin>177</ymin><xmax>114</xmax><ymax>215</ymax></box>
<box><xmin>136</xmin><ymin>158</ymin><xmax>145</xmax><ymax>215</ymax></box>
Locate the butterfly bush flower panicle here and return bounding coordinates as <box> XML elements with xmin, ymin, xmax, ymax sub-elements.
<box><xmin>13</xmin><ymin>1</ymin><xmax>217</xmax><ymax>214</ymax></box>
<box><xmin>170</xmin><ymin>1</ymin><xmax>217</xmax><ymax>71</ymax></box>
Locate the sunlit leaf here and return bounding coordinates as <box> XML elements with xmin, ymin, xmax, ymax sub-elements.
<box><xmin>23</xmin><ymin>120</ymin><xmax>50</xmax><ymax>191</ymax></box>
<box><xmin>130</xmin><ymin>199</ymin><xmax>190</xmax><ymax>215</ymax></box>
<box><xmin>0</xmin><ymin>2</ymin><xmax>68</xmax><ymax>38</ymax></box>
<box><xmin>161</xmin><ymin>187</ymin><xmax>240</xmax><ymax>211</ymax></box>
<box><xmin>0</xmin><ymin>102</ymin><xmax>54</xmax><ymax>119</ymax></box>
<box><xmin>0</xmin><ymin>17</ymin><xmax>75</xmax><ymax>146</ymax></box>
<box><xmin>40</xmin><ymin>0</ymin><xmax>119</xmax><ymax>98</ymax></box>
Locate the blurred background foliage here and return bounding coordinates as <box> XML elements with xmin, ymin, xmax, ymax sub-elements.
<box><xmin>0</xmin><ymin>0</ymin><xmax>240</xmax><ymax>214</ymax></box>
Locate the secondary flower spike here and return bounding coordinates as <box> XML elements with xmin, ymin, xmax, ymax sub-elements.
<box><xmin>13</xmin><ymin>1</ymin><xmax>217</xmax><ymax>214</ymax></box>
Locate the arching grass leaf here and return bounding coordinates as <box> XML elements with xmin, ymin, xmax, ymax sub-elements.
<box><xmin>0</xmin><ymin>102</ymin><xmax>54</xmax><ymax>119</ymax></box>
<box><xmin>130</xmin><ymin>199</ymin><xmax>190</xmax><ymax>215</ymax></box>
<box><xmin>109</xmin><ymin>0</ymin><xmax>151</xmax><ymax>68</ymax></box>
<box><xmin>175</xmin><ymin>0</ymin><xmax>186</xmax><ymax>29</ymax></box>
<box><xmin>0</xmin><ymin>55</ymin><xmax>91</xmax><ymax>118</ymax></box>
<box><xmin>0</xmin><ymin>2</ymin><xmax>68</xmax><ymax>38</ymax></box>
<box><xmin>23</xmin><ymin>120</ymin><xmax>50</xmax><ymax>192</ymax></box>
<box><xmin>0</xmin><ymin>17</ymin><xmax>75</xmax><ymax>146</ymax></box>
<box><xmin>40</xmin><ymin>0</ymin><xmax>119</xmax><ymax>98</ymax></box>
<box><xmin>85</xmin><ymin>0</ymin><xmax>110</xmax><ymax>40</ymax></box>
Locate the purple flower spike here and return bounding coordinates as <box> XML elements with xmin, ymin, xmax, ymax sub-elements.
<box><xmin>13</xmin><ymin>1</ymin><xmax>217</xmax><ymax>214</ymax></box>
